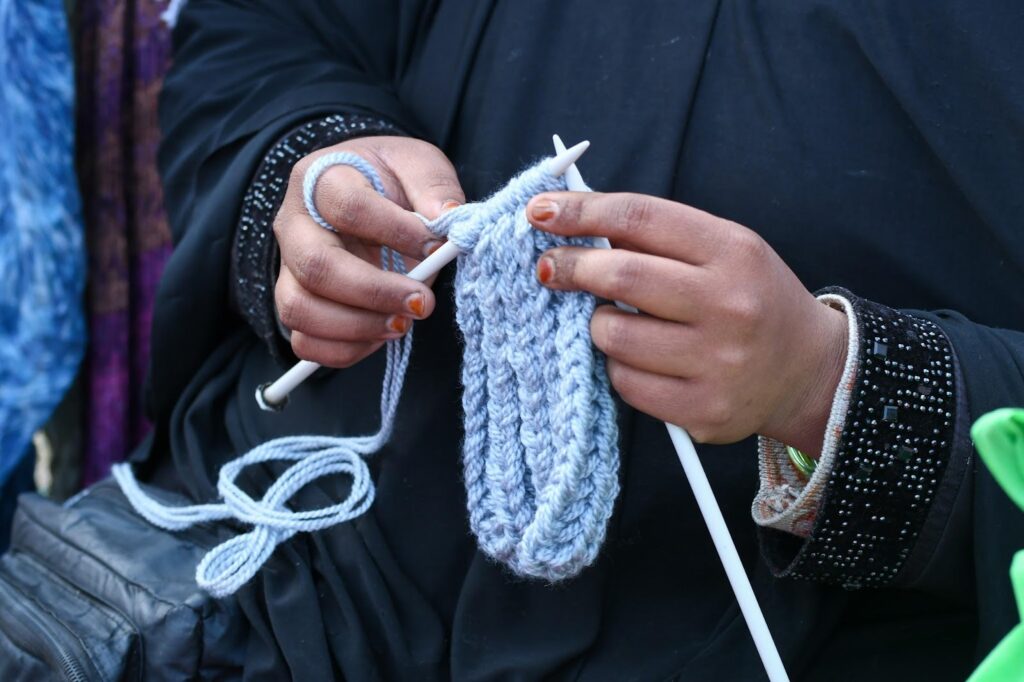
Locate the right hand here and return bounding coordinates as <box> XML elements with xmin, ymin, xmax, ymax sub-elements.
<box><xmin>274</xmin><ymin>136</ymin><xmax>465</xmax><ymax>367</ymax></box>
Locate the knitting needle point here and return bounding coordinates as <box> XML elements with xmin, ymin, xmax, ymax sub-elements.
<box><xmin>405</xmin><ymin>140</ymin><xmax>589</xmax><ymax>282</ymax></box>
<box><xmin>257</xmin><ymin>140</ymin><xmax>592</xmax><ymax>410</ymax></box>
<box><xmin>550</xmin><ymin>136</ymin><xmax>789</xmax><ymax>682</ymax></box>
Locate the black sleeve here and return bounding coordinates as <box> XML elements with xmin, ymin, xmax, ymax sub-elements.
<box><xmin>150</xmin><ymin>0</ymin><xmax>426</xmax><ymax>419</ymax></box>
<box><xmin>760</xmin><ymin>289</ymin><xmax>1024</xmax><ymax>613</ymax></box>
<box><xmin>230</xmin><ymin>113</ymin><xmax>402</xmax><ymax>363</ymax></box>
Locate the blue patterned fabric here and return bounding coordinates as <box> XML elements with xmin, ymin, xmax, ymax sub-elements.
<box><xmin>0</xmin><ymin>0</ymin><xmax>85</xmax><ymax>485</ymax></box>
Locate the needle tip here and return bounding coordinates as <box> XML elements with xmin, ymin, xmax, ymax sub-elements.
<box><xmin>548</xmin><ymin>140</ymin><xmax>590</xmax><ymax>177</ymax></box>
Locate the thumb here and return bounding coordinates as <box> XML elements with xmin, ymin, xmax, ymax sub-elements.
<box><xmin>389</xmin><ymin>143</ymin><xmax>466</xmax><ymax>220</ymax></box>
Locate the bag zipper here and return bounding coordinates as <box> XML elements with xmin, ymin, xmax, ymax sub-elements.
<box><xmin>0</xmin><ymin>572</ymin><xmax>99</xmax><ymax>682</ymax></box>
<box><xmin>12</xmin><ymin>550</ymin><xmax>142</xmax><ymax>681</ymax></box>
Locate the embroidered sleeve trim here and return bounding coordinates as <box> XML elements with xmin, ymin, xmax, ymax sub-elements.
<box><xmin>752</xmin><ymin>294</ymin><xmax>859</xmax><ymax>538</ymax></box>
<box><xmin>757</xmin><ymin>287</ymin><xmax>959</xmax><ymax>589</ymax></box>
<box><xmin>231</xmin><ymin>113</ymin><xmax>401</xmax><ymax>360</ymax></box>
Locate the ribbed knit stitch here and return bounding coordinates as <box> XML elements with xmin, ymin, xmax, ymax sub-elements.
<box><xmin>114</xmin><ymin>155</ymin><xmax>619</xmax><ymax>595</ymax></box>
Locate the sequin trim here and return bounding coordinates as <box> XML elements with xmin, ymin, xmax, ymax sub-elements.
<box><xmin>766</xmin><ymin>288</ymin><xmax>958</xmax><ymax>589</ymax></box>
<box><xmin>231</xmin><ymin>114</ymin><xmax>399</xmax><ymax>359</ymax></box>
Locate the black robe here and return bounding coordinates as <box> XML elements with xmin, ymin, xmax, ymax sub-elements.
<box><xmin>148</xmin><ymin>1</ymin><xmax>1024</xmax><ymax>679</ymax></box>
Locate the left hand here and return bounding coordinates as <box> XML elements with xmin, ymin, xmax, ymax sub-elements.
<box><xmin>526</xmin><ymin>191</ymin><xmax>848</xmax><ymax>456</ymax></box>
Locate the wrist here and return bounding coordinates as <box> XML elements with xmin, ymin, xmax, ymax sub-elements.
<box><xmin>765</xmin><ymin>298</ymin><xmax>849</xmax><ymax>457</ymax></box>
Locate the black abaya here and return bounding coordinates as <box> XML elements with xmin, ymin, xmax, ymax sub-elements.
<box><xmin>148</xmin><ymin>1</ymin><xmax>1024</xmax><ymax>679</ymax></box>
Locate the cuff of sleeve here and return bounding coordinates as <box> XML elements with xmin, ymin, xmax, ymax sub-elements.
<box><xmin>230</xmin><ymin>113</ymin><xmax>402</xmax><ymax>362</ymax></box>
<box><xmin>756</xmin><ymin>287</ymin><xmax>960</xmax><ymax>589</ymax></box>
<box><xmin>752</xmin><ymin>294</ymin><xmax>860</xmax><ymax>538</ymax></box>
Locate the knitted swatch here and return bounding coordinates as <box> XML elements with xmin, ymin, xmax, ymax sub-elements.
<box><xmin>114</xmin><ymin>155</ymin><xmax>619</xmax><ymax>595</ymax></box>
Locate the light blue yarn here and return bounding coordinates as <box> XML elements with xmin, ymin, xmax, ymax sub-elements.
<box><xmin>114</xmin><ymin>154</ymin><xmax>619</xmax><ymax>595</ymax></box>
<box><xmin>429</xmin><ymin>162</ymin><xmax>620</xmax><ymax>580</ymax></box>
<box><xmin>302</xmin><ymin>152</ymin><xmax>386</xmax><ymax>232</ymax></box>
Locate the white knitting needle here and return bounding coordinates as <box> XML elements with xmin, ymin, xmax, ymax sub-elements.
<box><xmin>257</xmin><ymin>140</ymin><xmax>593</xmax><ymax>410</ymax></box>
<box><xmin>551</xmin><ymin>134</ymin><xmax>789</xmax><ymax>682</ymax></box>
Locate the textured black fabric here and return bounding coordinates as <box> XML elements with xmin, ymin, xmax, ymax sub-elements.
<box><xmin>148</xmin><ymin>1</ymin><xmax>1024</xmax><ymax>680</ymax></box>
<box><xmin>760</xmin><ymin>289</ymin><xmax>966</xmax><ymax>591</ymax></box>
<box><xmin>231</xmin><ymin>114</ymin><xmax>401</xmax><ymax>362</ymax></box>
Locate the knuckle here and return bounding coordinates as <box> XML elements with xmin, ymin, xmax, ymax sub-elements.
<box><xmin>716</xmin><ymin>345</ymin><xmax>751</xmax><ymax>375</ymax></box>
<box><xmin>731</xmin><ymin>226</ymin><xmax>767</xmax><ymax>261</ymax></box>
<box><xmin>607</xmin><ymin>360</ymin><xmax>636</xmax><ymax>398</ymax></box>
<box><xmin>290</xmin><ymin>333</ymin><xmax>316</xmax><ymax>362</ymax></box>
<box><xmin>610</xmin><ymin>255</ymin><xmax>645</xmax><ymax>294</ymax></box>
<box><xmin>328</xmin><ymin>345</ymin><xmax>364</xmax><ymax>368</ymax></box>
<box><xmin>292</xmin><ymin>334</ymin><xmax>364</xmax><ymax>369</ymax></box>
<box><xmin>275</xmin><ymin>289</ymin><xmax>306</xmax><ymax>329</ymax></box>
<box><xmin>702</xmin><ymin>396</ymin><xmax>734</xmax><ymax>429</ymax></box>
<box><xmin>272</xmin><ymin>212</ymin><xmax>288</xmax><ymax>240</ymax></box>
<box><xmin>597</xmin><ymin>315</ymin><xmax>632</xmax><ymax>356</ymax></box>
<box><xmin>321</xmin><ymin>186</ymin><xmax>364</xmax><ymax>231</ymax></box>
<box><xmin>364</xmin><ymin>277</ymin><xmax>395</xmax><ymax>312</ymax></box>
<box><xmin>289</xmin><ymin>157</ymin><xmax>311</xmax><ymax>188</ymax></box>
<box><xmin>292</xmin><ymin>249</ymin><xmax>330</xmax><ymax>291</ymax></box>
<box><xmin>383</xmin><ymin>219</ymin><xmax>415</xmax><ymax>252</ymax></box>
<box><xmin>614</xmin><ymin>194</ymin><xmax>653</xmax><ymax>235</ymax></box>
<box><xmin>723</xmin><ymin>292</ymin><xmax>764</xmax><ymax>327</ymax></box>
<box><xmin>422</xmin><ymin>168</ymin><xmax>461</xmax><ymax>194</ymax></box>
<box><xmin>686</xmin><ymin>424</ymin><xmax>714</xmax><ymax>443</ymax></box>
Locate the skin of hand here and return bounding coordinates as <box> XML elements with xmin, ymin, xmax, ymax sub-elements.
<box><xmin>526</xmin><ymin>191</ymin><xmax>848</xmax><ymax>457</ymax></box>
<box><xmin>274</xmin><ymin>136</ymin><xmax>463</xmax><ymax>367</ymax></box>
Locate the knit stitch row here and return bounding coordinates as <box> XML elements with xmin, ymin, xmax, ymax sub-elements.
<box><xmin>114</xmin><ymin>153</ymin><xmax>619</xmax><ymax>595</ymax></box>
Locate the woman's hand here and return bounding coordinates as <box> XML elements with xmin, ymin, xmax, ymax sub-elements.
<box><xmin>527</xmin><ymin>192</ymin><xmax>848</xmax><ymax>456</ymax></box>
<box><xmin>274</xmin><ymin>136</ymin><xmax>463</xmax><ymax>367</ymax></box>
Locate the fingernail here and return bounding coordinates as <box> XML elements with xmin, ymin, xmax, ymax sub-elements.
<box><xmin>405</xmin><ymin>293</ymin><xmax>425</xmax><ymax>317</ymax></box>
<box><xmin>423</xmin><ymin>240</ymin><xmax>445</xmax><ymax>257</ymax></box>
<box><xmin>536</xmin><ymin>256</ymin><xmax>555</xmax><ymax>284</ymax></box>
<box><xmin>441</xmin><ymin>199</ymin><xmax>461</xmax><ymax>212</ymax></box>
<box><xmin>387</xmin><ymin>315</ymin><xmax>411</xmax><ymax>334</ymax></box>
<box><xmin>530</xmin><ymin>199</ymin><xmax>558</xmax><ymax>222</ymax></box>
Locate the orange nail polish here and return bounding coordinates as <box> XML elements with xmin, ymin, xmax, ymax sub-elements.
<box><xmin>387</xmin><ymin>316</ymin><xmax>411</xmax><ymax>334</ymax></box>
<box><xmin>441</xmin><ymin>199</ymin><xmax>462</xmax><ymax>212</ymax></box>
<box><xmin>536</xmin><ymin>257</ymin><xmax>555</xmax><ymax>284</ymax></box>
<box><xmin>424</xmin><ymin>240</ymin><xmax>445</xmax><ymax>257</ymax></box>
<box><xmin>406</xmin><ymin>293</ymin><xmax>425</xmax><ymax>317</ymax></box>
<box><xmin>531</xmin><ymin>199</ymin><xmax>557</xmax><ymax>222</ymax></box>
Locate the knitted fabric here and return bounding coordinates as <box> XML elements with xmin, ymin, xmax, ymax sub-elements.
<box><xmin>429</xmin><ymin>163</ymin><xmax>620</xmax><ymax>581</ymax></box>
<box><xmin>114</xmin><ymin>154</ymin><xmax>619</xmax><ymax>595</ymax></box>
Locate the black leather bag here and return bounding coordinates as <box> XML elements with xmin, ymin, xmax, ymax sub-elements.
<box><xmin>0</xmin><ymin>479</ymin><xmax>246</xmax><ymax>681</ymax></box>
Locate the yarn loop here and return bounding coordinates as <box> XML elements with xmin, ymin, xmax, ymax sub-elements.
<box><xmin>114</xmin><ymin>153</ymin><xmax>619</xmax><ymax>595</ymax></box>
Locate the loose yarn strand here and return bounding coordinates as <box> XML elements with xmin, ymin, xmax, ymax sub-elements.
<box><xmin>115</xmin><ymin>154</ymin><xmax>620</xmax><ymax>595</ymax></box>
<box><xmin>114</xmin><ymin>153</ymin><xmax>412</xmax><ymax>597</ymax></box>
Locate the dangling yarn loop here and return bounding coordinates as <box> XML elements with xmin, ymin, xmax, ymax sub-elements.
<box><xmin>115</xmin><ymin>153</ymin><xmax>619</xmax><ymax>595</ymax></box>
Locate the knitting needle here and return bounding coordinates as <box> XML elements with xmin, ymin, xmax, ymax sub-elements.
<box><xmin>257</xmin><ymin>140</ymin><xmax>593</xmax><ymax>410</ymax></box>
<box><xmin>551</xmin><ymin>134</ymin><xmax>789</xmax><ymax>682</ymax></box>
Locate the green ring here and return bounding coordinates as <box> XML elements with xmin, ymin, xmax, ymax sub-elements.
<box><xmin>786</xmin><ymin>446</ymin><xmax>817</xmax><ymax>478</ymax></box>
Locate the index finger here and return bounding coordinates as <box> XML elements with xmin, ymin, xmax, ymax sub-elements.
<box><xmin>301</xmin><ymin>164</ymin><xmax>441</xmax><ymax>260</ymax></box>
<box><xmin>526</xmin><ymin>191</ymin><xmax>732</xmax><ymax>265</ymax></box>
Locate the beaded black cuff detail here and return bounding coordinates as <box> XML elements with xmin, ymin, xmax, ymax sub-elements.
<box><xmin>762</xmin><ymin>288</ymin><xmax>959</xmax><ymax>589</ymax></box>
<box><xmin>231</xmin><ymin>113</ymin><xmax>400</xmax><ymax>360</ymax></box>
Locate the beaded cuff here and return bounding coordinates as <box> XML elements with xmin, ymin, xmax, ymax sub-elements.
<box><xmin>758</xmin><ymin>287</ymin><xmax>961</xmax><ymax>589</ymax></box>
<box><xmin>230</xmin><ymin>113</ymin><xmax>400</xmax><ymax>360</ymax></box>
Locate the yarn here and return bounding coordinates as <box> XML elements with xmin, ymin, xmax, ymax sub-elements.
<box><xmin>114</xmin><ymin>154</ymin><xmax>619</xmax><ymax>595</ymax></box>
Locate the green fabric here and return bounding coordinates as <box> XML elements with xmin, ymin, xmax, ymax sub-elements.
<box><xmin>969</xmin><ymin>409</ymin><xmax>1024</xmax><ymax>681</ymax></box>
<box><xmin>973</xmin><ymin>409</ymin><xmax>1024</xmax><ymax>511</ymax></box>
